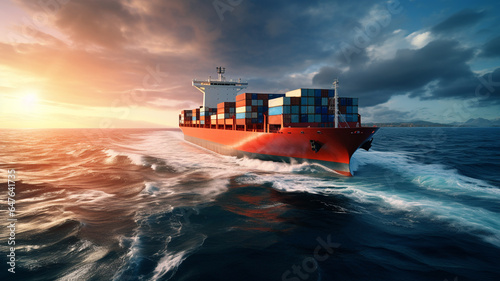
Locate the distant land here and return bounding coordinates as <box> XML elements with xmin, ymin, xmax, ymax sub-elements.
<box><xmin>365</xmin><ymin>118</ymin><xmax>500</xmax><ymax>127</ymax></box>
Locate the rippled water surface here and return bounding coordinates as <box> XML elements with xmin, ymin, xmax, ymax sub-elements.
<box><xmin>0</xmin><ymin>128</ymin><xmax>499</xmax><ymax>281</ymax></box>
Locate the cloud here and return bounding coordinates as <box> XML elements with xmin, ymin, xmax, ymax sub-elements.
<box><xmin>431</xmin><ymin>9</ymin><xmax>486</xmax><ymax>34</ymax></box>
<box><xmin>313</xmin><ymin>40</ymin><xmax>476</xmax><ymax>106</ymax></box>
<box><xmin>3</xmin><ymin>0</ymin><xmax>499</xmax><ymax>127</ymax></box>
<box><xmin>362</xmin><ymin>106</ymin><xmax>413</xmax><ymax>123</ymax></box>
<box><xmin>480</xmin><ymin>36</ymin><xmax>500</xmax><ymax>58</ymax></box>
<box><xmin>408</xmin><ymin>31</ymin><xmax>432</xmax><ymax>48</ymax></box>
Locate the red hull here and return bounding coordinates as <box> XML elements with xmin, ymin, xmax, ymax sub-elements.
<box><xmin>180</xmin><ymin>126</ymin><xmax>378</xmax><ymax>176</ymax></box>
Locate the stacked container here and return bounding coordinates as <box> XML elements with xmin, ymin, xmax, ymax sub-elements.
<box><xmin>235</xmin><ymin>93</ymin><xmax>284</xmax><ymax>125</ymax></box>
<box><xmin>217</xmin><ymin>102</ymin><xmax>236</xmax><ymax>125</ymax></box>
<box><xmin>268</xmin><ymin>89</ymin><xmax>359</xmax><ymax>127</ymax></box>
<box><xmin>200</xmin><ymin>107</ymin><xmax>217</xmax><ymax>125</ymax></box>
<box><xmin>336</xmin><ymin>97</ymin><xmax>359</xmax><ymax>123</ymax></box>
<box><xmin>268</xmin><ymin>96</ymin><xmax>301</xmax><ymax>124</ymax></box>
<box><xmin>179</xmin><ymin>88</ymin><xmax>360</xmax><ymax>128</ymax></box>
<box><xmin>191</xmin><ymin>108</ymin><xmax>200</xmax><ymax>125</ymax></box>
<box><xmin>179</xmin><ymin>110</ymin><xmax>193</xmax><ymax>125</ymax></box>
<box><xmin>269</xmin><ymin>89</ymin><xmax>334</xmax><ymax>125</ymax></box>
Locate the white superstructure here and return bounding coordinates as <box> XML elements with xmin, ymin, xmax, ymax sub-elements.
<box><xmin>192</xmin><ymin>67</ymin><xmax>248</xmax><ymax>109</ymax></box>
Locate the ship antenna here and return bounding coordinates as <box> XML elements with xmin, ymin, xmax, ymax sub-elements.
<box><xmin>333</xmin><ymin>78</ymin><xmax>339</xmax><ymax>128</ymax></box>
<box><xmin>216</xmin><ymin>66</ymin><xmax>226</xmax><ymax>81</ymax></box>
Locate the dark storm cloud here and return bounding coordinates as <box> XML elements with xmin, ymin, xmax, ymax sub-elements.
<box><xmin>209</xmin><ymin>0</ymin><xmax>375</xmax><ymax>73</ymax></box>
<box><xmin>480</xmin><ymin>36</ymin><xmax>500</xmax><ymax>58</ymax></box>
<box><xmin>431</xmin><ymin>9</ymin><xmax>486</xmax><ymax>34</ymax></box>
<box><xmin>7</xmin><ymin>0</ymin><xmax>499</xmax><ymax>119</ymax></box>
<box><xmin>313</xmin><ymin>40</ymin><xmax>477</xmax><ymax>106</ymax></box>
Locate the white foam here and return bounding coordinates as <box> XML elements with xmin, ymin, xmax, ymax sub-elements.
<box><xmin>149</xmin><ymin>251</ymin><xmax>188</xmax><ymax>281</ymax></box>
<box><xmin>245</xmin><ymin>169</ymin><xmax>500</xmax><ymax>248</ymax></box>
<box><xmin>103</xmin><ymin>149</ymin><xmax>144</xmax><ymax>166</ymax></box>
<box><xmin>150</xmin><ymin>234</ymin><xmax>207</xmax><ymax>281</ymax></box>
<box><xmin>234</xmin><ymin>157</ymin><xmax>325</xmax><ymax>173</ymax></box>
<box><xmin>66</xmin><ymin>190</ymin><xmax>115</xmax><ymax>204</ymax></box>
<box><xmin>354</xmin><ymin>149</ymin><xmax>500</xmax><ymax>199</ymax></box>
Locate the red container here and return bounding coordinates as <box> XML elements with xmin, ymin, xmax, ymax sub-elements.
<box><xmin>236</xmin><ymin>100</ymin><xmax>249</xmax><ymax>107</ymax></box>
<box><xmin>236</xmin><ymin>93</ymin><xmax>252</xmax><ymax>101</ymax></box>
<box><xmin>217</xmin><ymin>102</ymin><xmax>235</xmax><ymax>109</ymax></box>
<box><xmin>236</xmin><ymin>119</ymin><xmax>248</xmax><ymax>125</ymax></box>
<box><xmin>291</xmin><ymin>97</ymin><xmax>301</xmax><ymax>105</ymax></box>
<box><xmin>268</xmin><ymin>115</ymin><xmax>282</xmax><ymax>124</ymax></box>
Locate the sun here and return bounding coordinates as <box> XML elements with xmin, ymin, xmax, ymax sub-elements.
<box><xmin>14</xmin><ymin>90</ymin><xmax>40</xmax><ymax>114</ymax></box>
<box><xmin>21</xmin><ymin>93</ymin><xmax>38</xmax><ymax>106</ymax></box>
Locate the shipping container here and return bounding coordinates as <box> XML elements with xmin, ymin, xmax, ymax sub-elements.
<box><xmin>269</xmin><ymin>107</ymin><xmax>283</xmax><ymax>116</ymax></box>
<box><xmin>268</xmin><ymin>115</ymin><xmax>282</xmax><ymax>124</ymax></box>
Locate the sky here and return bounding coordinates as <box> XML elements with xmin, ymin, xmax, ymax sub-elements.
<box><xmin>0</xmin><ymin>0</ymin><xmax>499</xmax><ymax>128</ymax></box>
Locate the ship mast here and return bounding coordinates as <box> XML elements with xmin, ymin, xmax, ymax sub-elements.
<box><xmin>216</xmin><ymin>66</ymin><xmax>225</xmax><ymax>81</ymax></box>
<box><xmin>333</xmin><ymin>79</ymin><xmax>339</xmax><ymax>128</ymax></box>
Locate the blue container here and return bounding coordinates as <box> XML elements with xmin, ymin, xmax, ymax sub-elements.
<box><xmin>301</xmin><ymin>106</ymin><xmax>307</xmax><ymax>114</ymax></box>
<box><xmin>236</xmin><ymin>113</ymin><xmax>251</xmax><ymax>119</ymax></box>
<box><xmin>284</xmin><ymin>97</ymin><xmax>291</xmax><ymax>105</ymax></box>
<box><xmin>314</xmin><ymin>89</ymin><xmax>321</xmax><ymax>97</ymax></box>
<box><xmin>328</xmin><ymin>89</ymin><xmax>335</xmax><ymax>97</ymax></box>
<box><xmin>315</xmin><ymin>106</ymin><xmax>322</xmax><ymax>114</ymax></box>
<box><xmin>322</xmin><ymin>98</ymin><xmax>328</xmax><ymax>105</ymax></box>
<box><xmin>353</xmin><ymin>106</ymin><xmax>358</xmax><ymax>114</ymax></box>
<box><xmin>252</xmin><ymin>94</ymin><xmax>257</xmax><ymax>99</ymax></box>
<box><xmin>291</xmin><ymin>115</ymin><xmax>299</xmax><ymax>123</ymax></box>
<box><xmin>347</xmin><ymin>106</ymin><xmax>352</xmax><ymax>114</ymax></box>
<box><xmin>301</xmin><ymin>97</ymin><xmax>308</xmax><ymax>105</ymax></box>
<box><xmin>315</xmin><ymin>115</ymin><xmax>321</xmax><ymax>123</ymax></box>
<box><xmin>321</xmin><ymin>106</ymin><xmax>328</xmax><ymax>114</ymax></box>
<box><xmin>328</xmin><ymin>115</ymin><xmax>334</xmax><ymax>122</ymax></box>
<box><xmin>308</xmin><ymin>115</ymin><xmax>315</xmax><ymax>122</ymax></box>
<box><xmin>307</xmin><ymin>89</ymin><xmax>314</xmax><ymax>96</ymax></box>
<box><xmin>292</xmin><ymin>106</ymin><xmax>300</xmax><ymax>114</ymax></box>
<box><xmin>315</xmin><ymin>98</ymin><xmax>321</xmax><ymax>105</ymax></box>
<box><xmin>283</xmin><ymin>106</ymin><xmax>291</xmax><ymax>114</ymax></box>
<box><xmin>321</xmin><ymin>115</ymin><xmax>328</xmax><ymax>122</ymax></box>
<box><xmin>301</xmin><ymin>114</ymin><xmax>308</xmax><ymax>123</ymax></box>
<box><xmin>269</xmin><ymin>107</ymin><xmax>283</xmax><ymax>116</ymax></box>
<box><xmin>308</xmin><ymin>97</ymin><xmax>315</xmax><ymax>105</ymax></box>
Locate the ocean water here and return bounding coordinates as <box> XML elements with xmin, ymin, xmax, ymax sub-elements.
<box><xmin>0</xmin><ymin>127</ymin><xmax>499</xmax><ymax>281</ymax></box>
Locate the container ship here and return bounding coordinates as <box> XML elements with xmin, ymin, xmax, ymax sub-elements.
<box><xmin>179</xmin><ymin>67</ymin><xmax>378</xmax><ymax>176</ymax></box>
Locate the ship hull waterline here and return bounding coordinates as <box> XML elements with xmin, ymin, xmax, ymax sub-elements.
<box><xmin>180</xmin><ymin>126</ymin><xmax>379</xmax><ymax>176</ymax></box>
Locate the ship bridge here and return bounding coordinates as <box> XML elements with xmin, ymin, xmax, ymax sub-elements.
<box><xmin>192</xmin><ymin>67</ymin><xmax>248</xmax><ymax>108</ymax></box>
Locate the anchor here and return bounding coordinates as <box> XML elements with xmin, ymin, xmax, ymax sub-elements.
<box><xmin>361</xmin><ymin>138</ymin><xmax>373</xmax><ymax>151</ymax></box>
<box><xmin>310</xmin><ymin>140</ymin><xmax>323</xmax><ymax>153</ymax></box>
